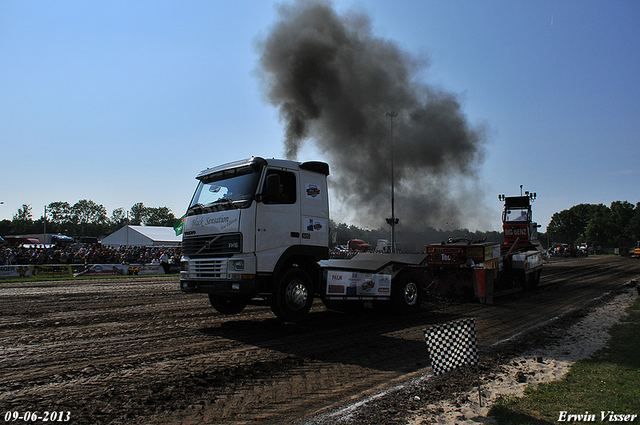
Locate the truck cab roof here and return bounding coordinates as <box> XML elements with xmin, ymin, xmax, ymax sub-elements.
<box><xmin>197</xmin><ymin>157</ymin><xmax>329</xmax><ymax>180</ymax></box>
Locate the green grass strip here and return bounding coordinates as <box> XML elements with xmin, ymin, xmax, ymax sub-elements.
<box><xmin>488</xmin><ymin>294</ymin><xmax>640</xmax><ymax>424</ymax></box>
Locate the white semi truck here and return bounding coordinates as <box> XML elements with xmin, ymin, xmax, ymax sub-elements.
<box><xmin>179</xmin><ymin>157</ymin><xmax>332</xmax><ymax>322</ymax></box>
<box><xmin>180</xmin><ymin>157</ymin><xmax>543</xmax><ymax>322</ymax></box>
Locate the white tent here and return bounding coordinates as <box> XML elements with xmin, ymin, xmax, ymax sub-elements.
<box><xmin>101</xmin><ymin>225</ymin><xmax>181</xmax><ymax>247</ymax></box>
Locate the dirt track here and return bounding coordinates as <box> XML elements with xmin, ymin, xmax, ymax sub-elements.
<box><xmin>1</xmin><ymin>256</ymin><xmax>639</xmax><ymax>424</ymax></box>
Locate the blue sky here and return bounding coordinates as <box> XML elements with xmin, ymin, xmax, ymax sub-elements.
<box><xmin>1</xmin><ymin>0</ymin><xmax>639</xmax><ymax>232</ymax></box>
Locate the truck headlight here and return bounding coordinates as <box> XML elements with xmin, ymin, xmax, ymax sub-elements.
<box><xmin>231</xmin><ymin>260</ymin><xmax>244</xmax><ymax>271</ymax></box>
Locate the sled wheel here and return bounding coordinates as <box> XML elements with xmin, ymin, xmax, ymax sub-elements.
<box><xmin>391</xmin><ymin>271</ymin><xmax>423</xmax><ymax>314</ymax></box>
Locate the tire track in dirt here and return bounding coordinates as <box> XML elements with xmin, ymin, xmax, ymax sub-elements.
<box><xmin>1</xmin><ymin>257</ymin><xmax>639</xmax><ymax>424</ymax></box>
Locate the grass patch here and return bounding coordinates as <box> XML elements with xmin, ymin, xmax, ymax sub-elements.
<box><xmin>488</xmin><ymin>294</ymin><xmax>640</xmax><ymax>424</ymax></box>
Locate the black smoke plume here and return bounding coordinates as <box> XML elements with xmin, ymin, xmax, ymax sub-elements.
<box><xmin>256</xmin><ymin>0</ymin><xmax>490</xmax><ymax>236</ymax></box>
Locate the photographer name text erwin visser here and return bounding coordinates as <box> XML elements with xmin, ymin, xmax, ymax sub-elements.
<box><xmin>558</xmin><ymin>411</ymin><xmax>638</xmax><ymax>422</ymax></box>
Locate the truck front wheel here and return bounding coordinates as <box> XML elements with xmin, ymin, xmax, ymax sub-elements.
<box><xmin>391</xmin><ymin>271</ymin><xmax>423</xmax><ymax>314</ymax></box>
<box><xmin>271</xmin><ymin>268</ymin><xmax>314</xmax><ymax>322</ymax></box>
<box><xmin>208</xmin><ymin>294</ymin><xmax>248</xmax><ymax>315</ymax></box>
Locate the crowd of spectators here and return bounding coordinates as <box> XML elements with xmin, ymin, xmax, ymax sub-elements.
<box><xmin>0</xmin><ymin>243</ymin><xmax>181</xmax><ymax>267</ymax></box>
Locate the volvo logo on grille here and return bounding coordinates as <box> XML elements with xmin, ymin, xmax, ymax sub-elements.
<box><xmin>196</xmin><ymin>235</ymin><xmax>222</xmax><ymax>256</ymax></box>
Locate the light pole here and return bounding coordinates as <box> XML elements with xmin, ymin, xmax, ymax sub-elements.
<box><xmin>126</xmin><ymin>211</ymin><xmax>130</xmax><ymax>246</ymax></box>
<box><xmin>386</xmin><ymin>111</ymin><xmax>398</xmax><ymax>253</ymax></box>
<box><xmin>43</xmin><ymin>205</ymin><xmax>47</xmax><ymax>245</ymax></box>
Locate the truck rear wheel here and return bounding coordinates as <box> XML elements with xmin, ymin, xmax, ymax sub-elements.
<box><xmin>208</xmin><ymin>294</ymin><xmax>248</xmax><ymax>315</ymax></box>
<box><xmin>271</xmin><ymin>268</ymin><xmax>314</xmax><ymax>322</ymax></box>
<box><xmin>391</xmin><ymin>271</ymin><xmax>423</xmax><ymax>314</ymax></box>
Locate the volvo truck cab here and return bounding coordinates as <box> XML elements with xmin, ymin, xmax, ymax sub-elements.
<box><xmin>180</xmin><ymin>157</ymin><xmax>330</xmax><ymax>322</ymax></box>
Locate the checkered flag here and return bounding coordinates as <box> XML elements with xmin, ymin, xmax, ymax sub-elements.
<box><xmin>423</xmin><ymin>318</ymin><xmax>478</xmax><ymax>375</ymax></box>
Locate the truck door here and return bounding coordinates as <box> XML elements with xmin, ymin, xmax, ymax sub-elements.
<box><xmin>255</xmin><ymin>169</ymin><xmax>301</xmax><ymax>273</ymax></box>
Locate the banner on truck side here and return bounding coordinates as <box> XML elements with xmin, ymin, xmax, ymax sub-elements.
<box><xmin>325</xmin><ymin>270</ymin><xmax>391</xmax><ymax>298</ymax></box>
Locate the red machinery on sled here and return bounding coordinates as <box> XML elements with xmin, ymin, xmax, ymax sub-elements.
<box><xmin>425</xmin><ymin>191</ymin><xmax>544</xmax><ymax>303</ymax></box>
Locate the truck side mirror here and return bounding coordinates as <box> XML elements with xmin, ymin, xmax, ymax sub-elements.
<box><xmin>262</xmin><ymin>174</ymin><xmax>281</xmax><ymax>203</ymax></box>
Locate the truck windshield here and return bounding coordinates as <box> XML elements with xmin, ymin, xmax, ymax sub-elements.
<box><xmin>505</xmin><ymin>208</ymin><xmax>529</xmax><ymax>222</ymax></box>
<box><xmin>188</xmin><ymin>165</ymin><xmax>261</xmax><ymax>214</ymax></box>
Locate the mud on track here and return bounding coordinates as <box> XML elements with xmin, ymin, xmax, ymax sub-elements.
<box><xmin>1</xmin><ymin>256</ymin><xmax>639</xmax><ymax>425</ymax></box>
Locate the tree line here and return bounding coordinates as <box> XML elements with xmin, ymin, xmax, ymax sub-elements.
<box><xmin>0</xmin><ymin>200</ymin><xmax>177</xmax><ymax>238</ymax></box>
<box><xmin>334</xmin><ymin>201</ymin><xmax>640</xmax><ymax>251</ymax></box>
<box><xmin>329</xmin><ymin>220</ymin><xmax>504</xmax><ymax>252</ymax></box>
<box><xmin>3</xmin><ymin>199</ymin><xmax>638</xmax><ymax>250</ymax></box>
<box><xmin>544</xmin><ymin>201</ymin><xmax>640</xmax><ymax>249</ymax></box>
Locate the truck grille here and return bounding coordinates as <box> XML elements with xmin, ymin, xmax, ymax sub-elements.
<box><xmin>183</xmin><ymin>233</ymin><xmax>242</xmax><ymax>258</ymax></box>
<box><xmin>190</xmin><ymin>258</ymin><xmax>227</xmax><ymax>278</ymax></box>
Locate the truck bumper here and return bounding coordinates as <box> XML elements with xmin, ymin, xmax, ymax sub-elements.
<box><xmin>180</xmin><ymin>278</ymin><xmax>258</xmax><ymax>297</ymax></box>
<box><xmin>180</xmin><ymin>255</ymin><xmax>258</xmax><ymax>296</ymax></box>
